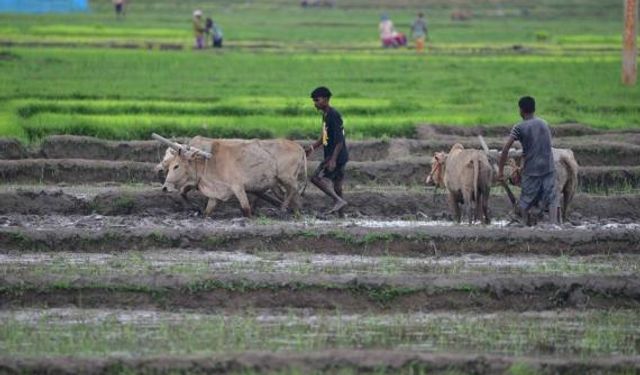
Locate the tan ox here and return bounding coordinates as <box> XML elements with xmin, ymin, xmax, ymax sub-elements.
<box><xmin>425</xmin><ymin>144</ymin><xmax>493</xmax><ymax>224</ymax></box>
<box><xmin>159</xmin><ymin>136</ymin><xmax>306</xmax><ymax>218</ymax></box>
<box><xmin>509</xmin><ymin>148</ymin><xmax>578</xmax><ymax>223</ymax></box>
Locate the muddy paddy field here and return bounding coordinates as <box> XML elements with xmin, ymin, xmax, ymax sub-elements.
<box><xmin>1</xmin><ymin>128</ymin><xmax>639</xmax><ymax>374</ymax></box>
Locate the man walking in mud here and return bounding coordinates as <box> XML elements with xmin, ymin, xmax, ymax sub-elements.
<box><xmin>305</xmin><ymin>86</ymin><xmax>349</xmax><ymax>214</ymax></box>
<box><xmin>497</xmin><ymin>96</ymin><xmax>558</xmax><ymax>225</ymax></box>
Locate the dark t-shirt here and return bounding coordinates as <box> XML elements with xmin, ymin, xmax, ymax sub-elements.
<box><xmin>322</xmin><ymin>107</ymin><xmax>349</xmax><ymax>165</ymax></box>
<box><xmin>510</xmin><ymin>117</ymin><xmax>554</xmax><ymax>176</ymax></box>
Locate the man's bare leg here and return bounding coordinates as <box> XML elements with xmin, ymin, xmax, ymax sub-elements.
<box><xmin>333</xmin><ymin>176</ymin><xmax>347</xmax><ymax>216</ymax></box>
<box><xmin>548</xmin><ymin>204</ymin><xmax>560</xmax><ymax>224</ymax></box>
<box><xmin>311</xmin><ymin>176</ymin><xmax>347</xmax><ymax>213</ymax></box>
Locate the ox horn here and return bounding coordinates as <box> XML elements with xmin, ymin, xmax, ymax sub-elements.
<box><xmin>151</xmin><ymin>133</ymin><xmax>212</xmax><ymax>159</ymax></box>
<box><xmin>152</xmin><ymin>133</ymin><xmax>184</xmax><ymax>151</ymax></box>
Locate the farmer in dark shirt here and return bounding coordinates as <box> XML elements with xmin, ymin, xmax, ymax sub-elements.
<box><xmin>498</xmin><ymin>96</ymin><xmax>558</xmax><ymax>225</ymax></box>
<box><xmin>305</xmin><ymin>86</ymin><xmax>349</xmax><ymax>214</ymax></box>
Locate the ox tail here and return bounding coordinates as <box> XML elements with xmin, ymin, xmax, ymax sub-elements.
<box><xmin>559</xmin><ymin>153</ymin><xmax>579</xmax><ymax>220</ymax></box>
<box><xmin>300</xmin><ymin>148</ymin><xmax>309</xmax><ymax>196</ymax></box>
<box><xmin>472</xmin><ymin>157</ymin><xmax>479</xmax><ymax>204</ymax></box>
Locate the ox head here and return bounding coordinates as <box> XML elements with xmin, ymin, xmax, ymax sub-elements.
<box><xmin>507</xmin><ymin>157</ymin><xmax>522</xmax><ymax>186</ymax></box>
<box><xmin>425</xmin><ymin>151</ymin><xmax>447</xmax><ymax>187</ymax></box>
<box><xmin>162</xmin><ymin>148</ymin><xmax>203</xmax><ymax>194</ymax></box>
<box><xmin>155</xmin><ymin>147</ymin><xmax>178</xmax><ymax>181</ymax></box>
<box><xmin>151</xmin><ymin>133</ymin><xmax>212</xmax><ymax>194</ymax></box>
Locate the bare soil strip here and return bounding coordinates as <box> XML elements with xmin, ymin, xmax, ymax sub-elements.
<box><xmin>4</xmin><ymin>134</ymin><xmax>640</xmax><ymax>165</ymax></box>
<box><xmin>2</xmin><ymin>351</ymin><xmax>639</xmax><ymax>375</ymax></box>
<box><xmin>0</xmin><ymin>273</ymin><xmax>638</xmax><ymax>312</ymax></box>
<box><xmin>1</xmin><ymin>187</ymin><xmax>639</xmax><ymax>219</ymax></box>
<box><xmin>1</xmin><ymin>158</ymin><xmax>638</xmax><ymax>190</ymax></box>
<box><xmin>1</xmin><ymin>222</ymin><xmax>639</xmax><ymax>255</ymax></box>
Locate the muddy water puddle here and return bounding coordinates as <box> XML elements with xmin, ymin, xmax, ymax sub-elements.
<box><xmin>1</xmin><ymin>308</ymin><xmax>637</xmax><ymax>357</ymax></box>
<box><xmin>1</xmin><ymin>214</ymin><xmax>638</xmax><ymax>232</ymax></box>
<box><xmin>1</xmin><ymin>250</ymin><xmax>638</xmax><ymax>277</ymax></box>
<box><xmin>0</xmin><ymin>184</ymin><xmax>154</xmax><ymax>200</ymax></box>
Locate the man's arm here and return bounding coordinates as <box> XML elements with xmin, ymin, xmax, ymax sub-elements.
<box><xmin>497</xmin><ymin>135</ymin><xmax>516</xmax><ymax>181</ymax></box>
<box><xmin>305</xmin><ymin>138</ymin><xmax>322</xmax><ymax>157</ymax></box>
<box><xmin>327</xmin><ymin>141</ymin><xmax>343</xmax><ymax>171</ymax></box>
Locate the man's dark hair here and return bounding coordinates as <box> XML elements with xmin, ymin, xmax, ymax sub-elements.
<box><xmin>310</xmin><ymin>86</ymin><xmax>332</xmax><ymax>99</ymax></box>
<box><xmin>518</xmin><ymin>96</ymin><xmax>536</xmax><ymax>114</ymax></box>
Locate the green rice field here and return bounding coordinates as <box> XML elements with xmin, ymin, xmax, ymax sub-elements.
<box><xmin>0</xmin><ymin>0</ymin><xmax>638</xmax><ymax>142</ymax></box>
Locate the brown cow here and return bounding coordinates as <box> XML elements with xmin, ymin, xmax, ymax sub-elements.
<box><xmin>159</xmin><ymin>136</ymin><xmax>306</xmax><ymax>218</ymax></box>
<box><xmin>426</xmin><ymin>144</ymin><xmax>493</xmax><ymax>224</ymax></box>
<box><xmin>509</xmin><ymin>148</ymin><xmax>578</xmax><ymax>223</ymax></box>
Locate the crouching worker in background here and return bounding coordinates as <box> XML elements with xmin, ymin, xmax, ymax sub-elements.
<box><xmin>305</xmin><ymin>86</ymin><xmax>349</xmax><ymax>215</ymax></box>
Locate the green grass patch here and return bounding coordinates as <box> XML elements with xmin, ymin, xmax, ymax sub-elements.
<box><xmin>1</xmin><ymin>48</ymin><xmax>638</xmax><ymax>143</ymax></box>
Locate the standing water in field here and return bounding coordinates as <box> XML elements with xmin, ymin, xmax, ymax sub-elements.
<box><xmin>0</xmin><ymin>0</ymin><xmax>88</xmax><ymax>13</ymax></box>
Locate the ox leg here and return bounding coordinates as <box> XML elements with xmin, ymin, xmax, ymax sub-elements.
<box><xmin>278</xmin><ymin>178</ymin><xmax>300</xmax><ymax>213</ymax></box>
<box><xmin>474</xmin><ymin>192</ymin><xmax>483</xmax><ymax>224</ymax></box>
<box><xmin>233</xmin><ymin>188</ymin><xmax>252</xmax><ymax>218</ymax></box>
<box><xmin>255</xmin><ymin>192</ymin><xmax>283</xmax><ymax>208</ymax></box>
<box><xmin>204</xmin><ymin>198</ymin><xmax>219</xmax><ymax>218</ymax></box>
<box><xmin>482</xmin><ymin>190</ymin><xmax>491</xmax><ymax>224</ymax></box>
<box><xmin>447</xmin><ymin>192</ymin><xmax>461</xmax><ymax>223</ymax></box>
<box><xmin>562</xmin><ymin>188</ymin><xmax>574</xmax><ymax>223</ymax></box>
<box><xmin>463</xmin><ymin>192</ymin><xmax>473</xmax><ymax>225</ymax></box>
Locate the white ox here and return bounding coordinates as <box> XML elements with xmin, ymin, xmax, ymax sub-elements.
<box><xmin>154</xmin><ymin>134</ymin><xmax>306</xmax><ymax>218</ymax></box>
<box><xmin>425</xmin><ymin>143</ymin><xmax>493</xmax><ymax>224</ymax></box>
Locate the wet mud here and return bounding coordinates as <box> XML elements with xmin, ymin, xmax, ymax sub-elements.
<box><xmin>0</xmin><ymin>158</ymin><xmax>638</xmax><ymax>191</ymax></box>
<box><xmin>2</xmin><ymin>351</ymin><xmax>639</xmax><ymax>375</ymax></box>
<box><xmin>0</xmin><ymin>273</ymin><xmax>638</xmax><ymax>312</ymax></box>
<box><xmin>1</xmin><ymin>187</ymin><xmax>639</xmax><ymax>220</ymax></box>
<box><xmin>1</xmin><ymin>219</ymin><xmax>639</xmax><ymax>255</ymax></box>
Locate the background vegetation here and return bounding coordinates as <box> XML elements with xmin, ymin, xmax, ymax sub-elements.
<box><xmin>0</xmin><ymin>0</ymin><xmax>638</xmax><ymax>142</ymax></box>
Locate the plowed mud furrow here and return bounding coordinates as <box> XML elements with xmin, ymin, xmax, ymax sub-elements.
<box><xmin>1</xmin><ymin>223</ymin><xmax>639</xmax><ymax>255</ymax></box>
<box><xmin>5</xmin><ymin>134</ymin><xmax>640</xmax><ymax>165</ymax></box>
<box><xmin>1</xmin><ymin>188</ymin><xmax>639</xmax><ymax>219</ymax></box>
<box><xmin>2</xmin><ymin>351</ymin><xmax>640</xmax><ymax>375</ymax></box>
<box><xmin>0</xmin><ymin>158</ymin><xmax>638</xmax><ymax>190</ymax></box>
<box><xmin>1</xmin><ymin>274</ymin><xmax>638</xmax><ymax>312</ymax></box>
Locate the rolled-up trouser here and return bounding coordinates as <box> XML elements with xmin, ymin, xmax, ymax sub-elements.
<box><xmin>415</xmin><ymin>36</ymin><xmax>425</xmax><ymax>52</ymax></box>
<box><xmin>519</xmin><ymin>171</ymin><xmax>556</xmax><ymax>211</ymax></box>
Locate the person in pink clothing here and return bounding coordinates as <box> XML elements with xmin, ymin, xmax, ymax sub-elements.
<box><xmin>378</xmin><ymin>14</ymin><xmax>406</xmax><ymax>48</ymax></box>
